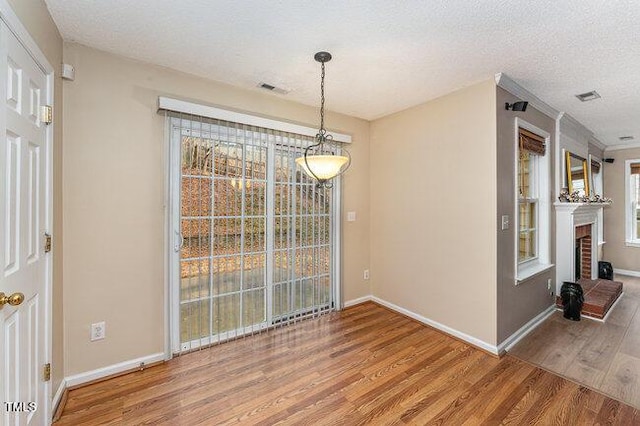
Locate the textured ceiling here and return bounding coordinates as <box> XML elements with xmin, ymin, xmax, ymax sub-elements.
<box><xmin>45</xmin><ymin>0</ymin><xmax>640</xmax><ymax>146</ymax></box>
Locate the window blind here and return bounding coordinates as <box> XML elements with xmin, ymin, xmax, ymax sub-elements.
<box><xmin>519</xmin><ymin>128</ymin><xmax>546</xmax><ymax>156</ymax></box>
<box><xmin>631</xmin><ymin>162</ymin><xmax>640</xmax><ymax>175</ymax></box>
<box><xmin>591</xmin><ymin>159</ymin><xmax>601</xmax><ymax>174</ymax></box>
<box><xmin>167</xmin><ymin>110</ymin><xmax>339</xmax><ymax>353</ymax></box>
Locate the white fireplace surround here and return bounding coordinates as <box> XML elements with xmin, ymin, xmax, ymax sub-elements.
<box><xmin>554</xmin><ymin>202</ymin><xmax>604</xmax><ymax>294</ymax></box>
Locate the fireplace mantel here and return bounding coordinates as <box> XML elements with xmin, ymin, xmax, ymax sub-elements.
<box><xmin>553</xmin><ymin>202</ymin><xmax>609</xmax><ymax>213</ymax></box>
<box><xmin>554</xmin><ymin>202</ymin><xmax>608</xmax><ymax>294</ymax></box>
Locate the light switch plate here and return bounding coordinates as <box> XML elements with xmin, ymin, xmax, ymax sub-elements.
<box><xmin>347</xmin><ymin>211</ymin><xmax>356</xmax><ymax>222</ymax></box>
<box><xmin>501</xmin><ymin>215</ymin><xmax>509</xmax><ymax>230</ymax></box>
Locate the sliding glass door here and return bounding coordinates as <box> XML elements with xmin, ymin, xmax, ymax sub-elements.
<box><xmin>169</xmin><ymin>114</ymin><xmax>338</xmax><ymax>352</ymax></box>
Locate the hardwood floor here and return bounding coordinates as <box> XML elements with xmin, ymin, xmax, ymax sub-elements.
<box><xmin>56</xmin><ymin>302</ymin><xmax>638</xmax><ymax>425</ymax></box>
<box><xmin>510</xmin><ymin>274</ymin><xmax>640</xmax><ymax>411</ymax></box>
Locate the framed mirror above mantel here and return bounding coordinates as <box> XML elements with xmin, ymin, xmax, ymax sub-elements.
<box><xmin>588</xmin><ymin>154</ymin><xmax>603</xmax><ymax>197</ymax></box>
<box><xmin>565</xmin><ymin>150</ymin><xmax>589</xmax><ymax>196</ymax></box>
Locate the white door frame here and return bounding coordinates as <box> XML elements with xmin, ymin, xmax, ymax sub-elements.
<box><xmin>0</xmin><ymin>0</ymin><xmax>54</xmax><ymax>421</ymax></box>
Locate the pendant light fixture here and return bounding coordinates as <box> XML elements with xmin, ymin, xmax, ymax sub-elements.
<box><xmin>295</xmin><ymin>51</ymin><xmax>351</xmax><ymax>187</ymax></box>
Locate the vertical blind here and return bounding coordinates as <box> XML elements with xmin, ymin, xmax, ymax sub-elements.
<box><xmin>167</xmin><ymin>111</ymin><xmax>338</xmax><ymax>353</ymax></box>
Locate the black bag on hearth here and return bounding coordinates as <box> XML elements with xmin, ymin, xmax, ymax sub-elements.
<box><xmin>560</xmin><ymin>281</ymin><xmax>584</xmax><ymax>321</ymax></box>
<box><xmin>598</xmin><ymin>261</ymin><xmax>614</xmax><ymax>280</ymax></box>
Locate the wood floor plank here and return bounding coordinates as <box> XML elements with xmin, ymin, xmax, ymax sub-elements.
<box><xmin>56</xmin><ymin>302</ymin><xmax>639</xmax><ymax>425</ymax></box>
<box><xmin>511</xmin><ymin>275</ymin><xmax>640</xmax><ymax>410</ymax></box>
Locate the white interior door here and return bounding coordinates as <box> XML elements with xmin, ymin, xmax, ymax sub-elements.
<box><xmin>0</xmin><ymin>21</ymin><xmax>50</xmax><ymax>425</ymax></box>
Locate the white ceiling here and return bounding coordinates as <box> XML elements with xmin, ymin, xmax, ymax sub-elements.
<box><xmin>44</xmin><ymin>0</ymin><xmax>640</xmax><ymax>147</ymax></box>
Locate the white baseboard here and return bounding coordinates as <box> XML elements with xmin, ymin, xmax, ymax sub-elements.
<box><xmin>52</xmin><ymin>379</ymin><xmax>66</xmax><ymax>416</ymax></box>
<box><xmin>343</xmin><ymin>295</ymin><xmax>372</xmax><ymax>308</ymax></box>
<box><xmin>497</xmin><ymin>304</ymin><xmax>555</xmax><ymax>354</ymax></box>
<box><xmin>64</xmin><ymin>352</ymin><xmax>165</xmax><ymax>388</ymax></box>
<box><xmin>370</xmin><ymin>296</ymin><xmax>500</xmax><ymax>355</ymax></box>
<box><xmin>615</xmin><ymin>268</ymin><xmax>640</xmax><ymax>278</ymax></box>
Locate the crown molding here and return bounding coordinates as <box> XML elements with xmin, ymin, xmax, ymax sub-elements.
<box><xmin>495</xmin><ymin>73</ymin><xmax>561</xmax><ymax>120</ymax></box>
<box><xmin>589</xmin><ymin>136</ymin><xmax>607</xmax><ymax>152</ymax></box>
<box><xmin>559</xmin><ymin>112</ymin><xmax>594</xmax><ymax>141</ymax></box>
<box><xmin>604</xmin><ymin>142</ymin><xmax>640</xmax><ymax>152</ymax></box>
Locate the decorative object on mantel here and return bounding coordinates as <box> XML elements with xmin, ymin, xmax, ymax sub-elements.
<box><xmin>557</xmin><ymin>189</ymin><xmax>612</xmax><ymax>204</ymax></box>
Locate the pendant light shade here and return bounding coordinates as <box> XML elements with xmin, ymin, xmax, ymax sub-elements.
<box><xmin>296</xmin><ymin>51</ymin><xmax>351</xmax><ymax>187</ymax></box>
<box><xmin>295</xmin><ymin>154</ymin><xmax>349</xmax><ymax>182</ymax></box>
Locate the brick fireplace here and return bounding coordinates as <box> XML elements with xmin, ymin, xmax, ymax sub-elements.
<box><xmin>575</xmin><ymin>224</ymin><xmax>592</xmax><ymax>280</ymax></box>
<box><xmin>554</xmin><ymin>203</ymin><xmax>603</xmax><ymax>294</ymax></box>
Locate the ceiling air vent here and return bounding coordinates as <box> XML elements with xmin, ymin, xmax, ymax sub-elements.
<box><xmin>257</xmin><ymin>82</ymin><xmax>289</xmax><ymax>95</ymax></box>
<box><xmin>575</xmin><ymin>91</ymin><xmax>601</xmax><ymax>102</ymax></box>
<box><xmin>619</xmin><ymin>136</ymin><xmax>635</xmax><ymax>141</ymax></box>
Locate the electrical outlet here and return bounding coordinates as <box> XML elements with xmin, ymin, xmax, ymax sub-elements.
<box><xmin>547</xmin><ymin>279</ymin><xmax>552</xmax><ymax>290</ymax></box>
<box><xmin>363</xmin><ymin>269</ymin><xmax>370</xmax><ymax>280</ymax></box>
<box><xmin>347</xmin><ymin>211</ymin><xmax>356</xmax><ymax>222</ymax></box>
<box><xmin>91</xmin><ymin>321</ymin><xmax>106</xmax><ymax>341</ymax></box>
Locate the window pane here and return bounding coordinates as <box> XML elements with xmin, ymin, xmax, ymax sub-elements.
<box><xmin>180</xmin><ymin>300</ymin><xmax>211</xmax><ymax>342</ymax></box>
<box><xmin>519</xmin><ymin>202</ymin><xmax>536</xmax><ymax>231</ymax></box>
<box><xmin>518</xmin><ymin>230</ymin><xmax>536</xmax><ymax>262</ymax></box>
<box><xmin>180</xmin><ymin>259</ymin><xmax>210</xmax><ymax>301</ymax></box>
<box><xmin>518</xmin><ymin>151</ymin><xmax>531</xmax><ymax>198</ymax></box>
<box><xmin>182</xmin><ymin>137</ymin><xmax>213</xmax><ymax>176</ymax></box>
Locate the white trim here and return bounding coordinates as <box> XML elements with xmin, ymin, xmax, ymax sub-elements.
<box><xmin>64</xmin><ymin>352</ymin><xmax>165</xmax><ymax>388</ymax></box>
<box><xmin>52</xmin><ymin>379</ymin><xmax>66</xmax><ymax>417</ymax></box>
<box><xmin>168</xmin><ymin>121</ymin><xmax>181</xmax><ymax>354</ymax></box>
<box><xmin>158</xmin><ymin>97</ymin><xmax>352</xmax><ymax>144</ymax></box>
<box><xmin>615</xmin><ymin>268</ymin><xmax>640</xmax><ymax>278</ymax></box>
<box><xmin>516</xmin><ymin>263</ymin><xmax>554</xmax><ymax>283</ymax></box>
<box><xmin>495</xmin><ymin>73</ymin><xmax>561</xmax><ymax>120</ymax></box>
<box><xmin>590</xmin><ymin>136</ymin><xmax>606</xmax><ymax>152</ymax></box>
<box><xmin>0</xmin><ymin>2</ymin><xmax>55</xmax><ymax>421</ymax></box>
<box><xmin>559</xmin><ymin>113</ymin><xmax>594</xmax><ymax>148</ymax></box>
<box><xmin>371</xmin><ymin>296</ymin><xmax>499</xmax><ymax>355</ymax></box>
<box><xmin>343</xmin><ymin>295</ymin><xmax>372</xmax><ymax>308</ymax></box>
<box><xmin>605</xmin><ymin>142</ymin><xmax>640</xmax><ymax>152</ymax></box>
<box><xmin>514</xmin><ymin>118</ymin><xmax>551</xmax><ymax>286</ymax></box>
<box><xmin>498</xmin><ymin>305</ymin><xmax>555</xmax><ymax>353</ymax></box>
<box><xmin>624</xmin><ymin>159</ymin><xmax>640</xmax><ymax>246</ymax></box>
<box><xmin>0</xmin><ymin>0</ymin><xmax>53</xmax><ymax>74</ymax></box>
<box><xmin>334</xmin><ymin>173</ymin><xmax>343</xmax><ymax>310</ymax></box>
<box><xmin>163</xmin><ymin>112</ymin><xmax>173</xmax><ymax>360</ymax></box>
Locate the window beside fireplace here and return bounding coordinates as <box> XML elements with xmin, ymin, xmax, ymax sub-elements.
<box><xmin>515</xmin><ymin>119</ymin><xmax>551</xmax><ymax>283</ymax></box>
<box><xmin>626</xmin><ymin>159</ymin><xmax>640</xmax><ymax>247</ymax></box>
<box><xmin>518</xmin><ymin>150</ymin><xmax>538</xmax><ymax>262</ymax></box>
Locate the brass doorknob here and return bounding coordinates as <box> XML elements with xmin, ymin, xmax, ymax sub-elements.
<box><xmin>0</xmin><ymin>292</ymin><xmax>24</xmax><ymax>309</ymax></box>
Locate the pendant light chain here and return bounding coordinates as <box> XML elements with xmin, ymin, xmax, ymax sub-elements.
<box><xmin>319</xmin><ymin>60</ymin><xmax>326</xmax><ymax>136</ymax></box>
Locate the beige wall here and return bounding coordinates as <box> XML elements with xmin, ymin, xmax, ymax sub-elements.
<box><xmin>62</xmin><ymin>43</ymin><xmax>370</xmax><ymax>375</ymax></box>
<box><xmin>603</xmin><ymin>148</ymin><xmax>640</xmax><ymax>272</ymax></box>
<box><xmin>496</xmin><ymin>87</ymin><xmax>556</xmax><ymax>343</ymax></box>
<box><xmin>370</xmin><ymin>80</ymin><xmax>498</xmax><ymax>345</ymax></box>
<box><xmin>6</xmin><ymin>0</ymin><xmax>65</xmax><ymax>394</ymax></box>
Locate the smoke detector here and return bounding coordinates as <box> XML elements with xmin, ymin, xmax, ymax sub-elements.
<box><xmin>575</xmin><ymin>91</ymin><xmax>601</xmax><ymax>102</ymax></box>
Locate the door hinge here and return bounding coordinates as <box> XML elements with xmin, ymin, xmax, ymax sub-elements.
<box><xmin>40</xmin><ymin>105</ymin><xmax>53</xmax><ymax>125</ymax></box>
<box><xmin>43</xmin><ymin>363</ymin><xmax>51</xmax><ymax>382</ymax></box>
<box><xmin>44</xmin><ymin>233</ymin><xmax>52</xmax><ymax>253</ymax></box>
